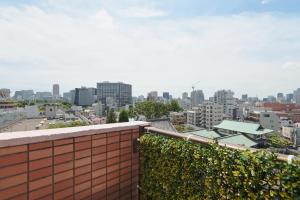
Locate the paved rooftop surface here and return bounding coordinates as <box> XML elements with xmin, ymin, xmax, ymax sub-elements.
<box><xmin>0</xmin><ymin>118</ymin><xmax>48</xmax><ymax>133</ymax></box>
<box><xmin>0</xmin><ymin>121</ymin><xmax>150</xmax><ymax>147</ymax></box>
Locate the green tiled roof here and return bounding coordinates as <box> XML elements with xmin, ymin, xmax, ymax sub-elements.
<box><xmin>218</xmin><ymin>134</ymin><xmax>258</xmax><ymax>147</ymax></box>
<box><xmin>213</xmin><ymin>120</ymin><xmax>273</xmax><ymax>135</ymax></box>
<box><xmin>185</xmin><ymin>130</ymin><xmax>221</xmax><ymax>139</ymax></box>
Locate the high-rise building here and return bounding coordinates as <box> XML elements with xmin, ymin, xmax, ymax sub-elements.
<box><xmin>187</xmin><ymin>101</ymin><xmax>223</xmax><ymax>129</ymax></box>
<box><xmin>74</xmin><ymin>87</ymin><xmax>93</xmax><ymax>106</ymax></box>
<box><xmin>147</xmin><ymin>91</ymin><xmax>158</xmax><ymax>101</ymax></box>
<box><xmin>97</xmin><ymin>82</ymin><xmax>132</xmax><ymax>107</ymax></box>
<box><xmin>63</xmin><ymin>92</ymin><xmax>72</xmax><ymax>103</ymax></box>
<box><xmin>163</xmin><ymin>92</ymin><xmax>170</xmax><ymax>100</ymax></box>
<box><xmin>286</xmin><ymin>93</ymin><xmax>294</xmax><ymax>103</ymax></box>
<box><xmin>267</xmin><ymin>96</ymin><xmax>276</xmax><ymax>102</ymax></box>
<box><xmin>294</xmin><ymin>88</ymin><xmax>300</xmax><ymax>105</ymax></box>
<box><xmin>70</xmin><ymin>90</ymin><xmax>76</xmax><ymax>104</ymax></box>
<box><xmin>213</xmin><ymin>90</ymin><xmax>235</xmax><ymax>118</ymax></box>
<box><xmin>182</xmin><ymin>92</ymin><xmax>188</xmax><ymax>100</ymax></box>
<box><xmin>35</xmin><ymin>92</ymin><xmax>52</xmax><ymax>100</ymax></box>
<box><xmin>190</xmin><ymin>90</ymin><xmax>204</xmax><ymax>107</ymax></box>
<box><xmin>241</xmin><ymin>94</ymin><xmax>248</xmax><ymax>101</ymax></box>
<box><xmin>52</xmin><ymin>84</ymin><xmax>60</xmax><ymax>99</ymax></box>
<box><xmin>277</xmin><ymin>93</ymin><xmax>284</xmax><ymax>102</ymax></box>
<box><xmin>88</xmin><ymin>87</ymin><xmax>97</xmax><ymax>103</ymax></box>
<box><xmin>14</xmin><ymin>90</ymin><xmax>34</xmax><ymax>100</ymax></box>
<box><xmin>0</xmin><ymin>88</ymin><xmax>10</xmax><ymax>99</ymax></box>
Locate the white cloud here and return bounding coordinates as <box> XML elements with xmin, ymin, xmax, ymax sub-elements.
<box><xmin>0</xmin><ymin>6</ymin><xmax>299</xmax><ymax>98</ymax></box>
<box><xmin>119</xmin><ymin>7</ymin><xmax>168</xmax><ymax>18</ymax></box>
<box><xmin>282</xmin><ymin>61</ymin><xmax>300</xmax><ymax>70</ymax></box>
<box><xmin>261</xmin><ymin>0</ymin><xmax>272</xmax><ymax>5</ymax></box>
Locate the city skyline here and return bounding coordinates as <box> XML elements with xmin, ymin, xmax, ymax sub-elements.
<box><xmin>0</xmin><ymin>0</ymin><xmax>300</xmax><ymax>98</ymax></box>
<box><xmin>5</xmin><ymin>83</ymin><xmax>299</xmax><ymax>100</ymax></box>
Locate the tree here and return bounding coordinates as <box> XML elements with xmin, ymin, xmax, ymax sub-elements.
<box><xmin>107</xmin><ymin>109</ymin><xmax>117</xmax><ymax>123</ymax></box>
<box><xmin>266</xmin><ymin>133</ymin><xmax>292</xmax><ymax>148</ymax></box>
<box><xmin>119</xmin><ymin>110</ymin><xmax>129</xmax><ymax>122</ymax></box>
<box><xmin>133</xmin><ymin>100</ymin><xmax>182</xmax><ymax>120</ymax></box>
<box><xmin>60</xmin><ymin>101</ymin><xmax>72</xmax><ymax>110</ymax></box>
<box><xmin>167</xmin><ymin>100</ymin><xmax>183</xmax><ymax>112</ymax></box>
<box><xmin>128</xmin><ymin>105</ymin><xmax>136</xmax><ymax>118</ymax></box>
<box><xmin>134</xmin><ymin>101</ymin><xmax>167</xmax><ymax>119</ymax></box>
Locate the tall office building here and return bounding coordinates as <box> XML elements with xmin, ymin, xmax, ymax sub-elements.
<box><xmin>182</xmin><ymin>92</ymin><xmax>188</xmax><ymax>100</ymax></box>
<box><xmin>52</xmin><ymin>84</ymin><xmax>60</xmax><ymax>99</ymax></box>
<box><xmin>14</xmin><ymin>90</ymin><xmax>34</xmax><ymax>100</ymax></box>
<box><xmin>277</xmin><ymin>93</ymin><xmax>284</xmax><ymax>102</ymax></box>
<box><xmin>147</xmin><ymin>91</ymin><xmax>158</xmax><ymax>101</ymax></box>
<box><xmin>294</xmin><ymin>88</ymin><xmax>300</xmax><ymax>105</ymax></box>
<box><xmin>286</xmin><ymin>93</ymin><xmax>294</xmax><ymax>103</ymax></box>
<box><xmin>190</xmin><ymin>90</ymin><xmax>204</xmax><ymax>107</ymax></box>
<box><xmin>267</xmin><ymin>96</ymin><xmax>276</xmax><ymax>102</ymax></box>
<box><xmin>35</xmin><ymin>92</ymin><xmax>52</xmax><ymax>100</ymax></box>
<box><xmin>88</xmin><ymin>87</ymin><xmax>97</xmax><ymax>103</ymax></box>
<box><xmin>213</xmin><ymin>89</ymin><xmax>235</xmax><ymax>117</ymax></box>
<box><xmin>74</xmin><ymin>87</ymin><xmax>93</xmax><ymax>106</ymax></box>
<box><xmin>163</xmin><ymin>92</ymin><xmax>170</xmax><ymax>100</ymax></box>
<box><xmin>241</xmin><ymin>94</ymin><xmax>248</xmax><ymax>101</ymax></box>
<box><xmin>97</xmin><ymin>82</ymin><xmax>132</xmax><ymax>107</ymax></box>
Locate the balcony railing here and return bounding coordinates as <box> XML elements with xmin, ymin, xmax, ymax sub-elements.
<box><xmin>0</xmin><ymin>122</ymin><xmax>299</xmax><ymax>200</ymax></box>
<box><xmin>0</xmin><ymin>121</ymin><xmax>149</xmax><ymax>200</ymax></box>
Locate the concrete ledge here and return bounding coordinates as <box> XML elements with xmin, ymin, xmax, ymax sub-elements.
<box><xmin>0</xmin><ymin>121</ymin><xmax>150</xmax><ymax>147</ymax></box>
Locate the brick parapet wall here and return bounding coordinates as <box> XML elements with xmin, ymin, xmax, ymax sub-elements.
<box><xmin>0</xmin><ymin>122</ymin><xmax>149</xmax><ymax>200</ymax></box>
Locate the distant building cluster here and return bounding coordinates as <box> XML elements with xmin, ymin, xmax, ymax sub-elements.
<box><xmin>1</xmin><ymin>83</ymin><xmax>300</xmax><ymax>151</ymax></box>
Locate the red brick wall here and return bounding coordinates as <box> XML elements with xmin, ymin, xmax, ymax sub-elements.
<box><xmin>0</xmin><ymin>127</ymin><xmax>140</xmax><ymax>200</ymax></box>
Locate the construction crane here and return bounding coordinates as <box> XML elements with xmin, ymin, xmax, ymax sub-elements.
<box><xmin>191</xmin><ymin>81</ymin><xmax>201</xmax><ymax>92</ymax></box>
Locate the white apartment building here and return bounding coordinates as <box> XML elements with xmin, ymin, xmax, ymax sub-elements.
<box><xmin>203</xmin><ymin>101</ymin><xmax>223</xmax><ymax>129</ymax></box>
<box><xmin>187</xmin><ymin>108</ymin><xmax>201</xmax><ymax>127</ymax></box>
<box><xmin>213</xmin><ymin>90</ymin><xmax>236</xmax><ymax>118</ymax></box>
<box><xmin>170</xmin><ymin>112</ymin><xmax>186</xmax><ymax>125</ymax></box>
<box><xmin>187</xmin><ymin>101</ymin><xmax>223</xmax><ymax>129</ymax></box>
<box><xmin>259</xmin><ymin>111</ymin><xmax>280</xmax><ymax>131</ymax></box>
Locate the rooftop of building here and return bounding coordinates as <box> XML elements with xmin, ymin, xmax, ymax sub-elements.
<box><xmin>184</xmin><ymin>130</ymin><xmax>221</xmax><ymax>139</ymax></box>
<box><xmin>213</xmin><ymin>120</ymin><xmax>274</xmax><ymax>135</ymax></box>
<box><xmin>218</xmin><ymin>134</ymin><xmax>258</xmax><ymax>147</ymax></box>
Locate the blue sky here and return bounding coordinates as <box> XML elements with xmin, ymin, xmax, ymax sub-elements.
<box><xmin>0</xmin><ymin>0</ymin><xmax>299</xmax><ymax>98</ymax></box>
<box><xmin>1</xmin><ymin>0</ymin><xmax>300</xmax><ymax>16</ymax></box>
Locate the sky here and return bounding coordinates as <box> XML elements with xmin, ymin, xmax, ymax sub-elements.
<box><xmin>0</xmin><ymin>0</ymin><xmax>299</xmax><ymax>98</ymax></box>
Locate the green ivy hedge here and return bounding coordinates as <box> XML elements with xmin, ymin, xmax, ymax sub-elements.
<box><xmin>140</xmin><ymin>134</ymin><xmax>300</xmax><ymax>200</ymax></box>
